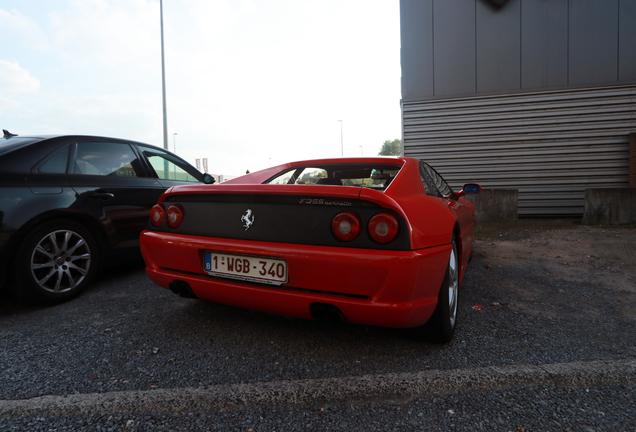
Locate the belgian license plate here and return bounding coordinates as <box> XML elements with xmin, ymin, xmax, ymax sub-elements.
<box><xmin>203</xmin><ymin>252</ymin><xmax>288</xmax><ymax>286</ymax></box>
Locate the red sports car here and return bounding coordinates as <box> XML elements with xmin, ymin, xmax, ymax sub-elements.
<box><xmin>140</xmin><ymin>157</ymin><xmax>480</xmax><ymax>342</ymax></box>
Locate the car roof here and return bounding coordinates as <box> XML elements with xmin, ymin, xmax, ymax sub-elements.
<box><xmin>225</xmin><ymin>156</ymin><xmax>412</xmax><ymax>185</ymax></box>
<box><xmin>284</xmin><ymin>156</ymin><xmax>406</xmax><ymax>166</ymax></box>
<box><xmin>0</xmin><ymin>134</ymin><xmax>168</xmax><ymax>157</ymax></box>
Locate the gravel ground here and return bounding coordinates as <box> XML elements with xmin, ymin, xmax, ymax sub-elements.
<box><xmin>1</xmin><ymin>385</ymin><xmax>634</xmax><ymax>431</ymax></box>
<box><xmin>1</xmin><ymin>224</ymin><xmax>635</xmax><ymax>430</ymax></box>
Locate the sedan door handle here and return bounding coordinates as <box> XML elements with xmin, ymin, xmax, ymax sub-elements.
<box><xmin>90</xmin><ymin>192</ymin><xmax>115</xmax><ymax>200</ymax></box>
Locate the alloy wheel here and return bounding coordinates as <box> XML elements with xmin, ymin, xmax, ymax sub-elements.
<box><xmin>448</xmin><ymin>244</ymin><xmax>459</xmax><ymax>328</ymax></box>
<box><xmin>30</xmin><ymin>230</ymin><xmax>92</xmax><ymax>293</ymax></box>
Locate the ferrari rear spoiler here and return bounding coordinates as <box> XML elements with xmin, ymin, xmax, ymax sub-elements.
<box><xmin>161</xmin><ymin>183</ymin><xmax>366</xmax><ymax>201</ymax></box>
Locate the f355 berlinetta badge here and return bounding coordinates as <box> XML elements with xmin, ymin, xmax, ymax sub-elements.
<box><xmin>241</xmin><ymin>209</ymin><xmax>255</xmax><ymax>231</ymax></box>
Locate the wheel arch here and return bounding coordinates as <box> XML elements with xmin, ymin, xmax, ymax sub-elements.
<box><xmin>5</xmin><ymin>210</ymin><xmax>110</xmax><ymax>272</ymax></box>
<box><xmin>5</xmin><ymin>212</ymin><xmax>106</xmax><ymax>304</ymax></box>
<box><xmin>452</xmin><ymin>222</ymin><xmax>466</xmax><ymax>284</ymax></box>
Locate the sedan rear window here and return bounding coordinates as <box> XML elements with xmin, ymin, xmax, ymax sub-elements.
<box><xmin>0</xmin><ymin>137</ymin><xmax>44</xmax><ymax>156</ymax></box>
<box><xmin>74</xmin><ymin>142</ymin><xmax>143</xmax><ymax>177</ymax></box>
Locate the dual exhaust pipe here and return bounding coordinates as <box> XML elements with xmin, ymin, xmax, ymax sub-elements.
<box><xmin>169</xmin><ymin>280</ymin><xmax>198</xmax><ymax>299</ymax></box>
<box><xmin>310</xmin><ymin>302</ymin><xmax>346</xmax><ymax>324</ymax></box>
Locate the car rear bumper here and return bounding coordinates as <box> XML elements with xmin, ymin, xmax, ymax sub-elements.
<box><xmin>140</xmin><ymin>231</ymin><xmax>451</xmax><ymax>328</ymax></box>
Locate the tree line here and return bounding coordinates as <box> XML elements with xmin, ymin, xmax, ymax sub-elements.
<box><xmin>378</xmin><ymin>139</ymin><xmax>401</xmax><ymax>156</ymax></box>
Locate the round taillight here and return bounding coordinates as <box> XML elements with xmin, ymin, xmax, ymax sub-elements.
<box><xmin>166</xmin><ymin>205</ymin><xmax>184</xmax><ymax>229</ymax></box>
<box><xmin>331</xmin><ymin>211</ymin><xmax>361</xmax><ymax>242</ymax></box>
<box><xmin>368</xmin><ymin>213</ymin><xmax>399</xmax><ymax>243</ymax></box>
<box><xmin>150</xmin><ymin>204</ymin><xmax>165</xmax><ymax>227</ymax></box>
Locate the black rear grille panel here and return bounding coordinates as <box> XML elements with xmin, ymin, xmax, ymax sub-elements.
<box><xmin>156</xmin><ymin>194</ymin><xmax>411</xmax><ymax>250</ymax></box>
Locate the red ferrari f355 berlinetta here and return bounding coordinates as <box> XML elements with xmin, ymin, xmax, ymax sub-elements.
<box><xmin>140</xmin><ymin>157</ymin><xmax>481</xmax><ymax>343</ymax></box>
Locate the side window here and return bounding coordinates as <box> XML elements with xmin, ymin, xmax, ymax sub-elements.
<box><xmin>420</xmin><ymin>162</ymin><xmax>454</xmax><ymax>198</ymax></box>
<box><xmin>73</xmin><ymin>142</ymin><xmax>144</xmax><ymax>177</ymax></box>
<box><xmin>39</xmin><ymin>146</ymin><xmax>70</xmax><ymax>174</ymax></box>
<box><xmin>419</xmin><ymin>162</ymin><xmax>436</xmax><ymax>196</ymax></box>
<box><xmin>138</xmin><ymin>146</ymin><xmax>200</xmax><ymax>182</ymax></box>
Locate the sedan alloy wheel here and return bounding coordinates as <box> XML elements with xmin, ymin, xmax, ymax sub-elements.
<box><xmin>30</xmin><ymin>229</ymin><xmax>92</xmax><ymax>293</ymax></box>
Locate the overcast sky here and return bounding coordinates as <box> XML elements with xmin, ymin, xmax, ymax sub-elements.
<box><xmin>1</xmin><ymin>0</ymin><xmax>401</xmax><ymax>175</ymax></box>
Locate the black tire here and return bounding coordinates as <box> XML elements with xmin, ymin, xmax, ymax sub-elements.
<box><xmin>9</xmin><ymin>220</ymin><xmax>99</xmax><ymax>304</ymax></box>
<box><xmin>409</xmin><ymin>234</ymin><xmax>460</xmax><ymax>343</ymax></box>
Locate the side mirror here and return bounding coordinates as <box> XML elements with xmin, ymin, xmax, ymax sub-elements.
<box><xmin>456</xmin><ymin>183</ymin><xmax>481</xmax><ymax>198</ymax></box>
<box><xmin>202</xmin><ymin>173</ymin><xmax>216</xmax><ymax>184</ymax></box>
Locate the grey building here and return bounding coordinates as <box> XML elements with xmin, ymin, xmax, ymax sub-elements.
<box><xmin>400</xmin><ymin>0</ymin><xmax>636</xmax><ymax>217</ymax></box>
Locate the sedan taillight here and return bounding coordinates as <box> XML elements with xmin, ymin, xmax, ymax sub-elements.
<box><xmin>331</xmin><ymin>211</ymin><xmax>361</xmax><ymax>242</ymax></box>
<box><xmin>368</xmin><ymin>213</ymin><xmax>399</xmax><ymax>243</ymax></box>
<box><xmin>150</xmin><ymin>204</ymin><xmax>165</xmax><ymax>227</ymax></box>
<box><xmin>166</xmin><ymin>205</ymin><xmax>184</xmax><ymax>229</ymax></box>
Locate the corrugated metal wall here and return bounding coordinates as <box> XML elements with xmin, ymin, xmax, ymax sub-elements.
<box><xmin>402</xmin><ymin>84</ymin><xmax>636</xmax><ymax>217</ymax></box>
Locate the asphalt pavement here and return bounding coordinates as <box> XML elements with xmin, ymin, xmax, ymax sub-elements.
<box><xmin>1</xmin><ymin>227</ymin><xmax>635</xmax><ymax>431</ymax></box>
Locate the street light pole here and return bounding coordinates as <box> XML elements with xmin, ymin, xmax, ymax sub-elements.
<box><xmin>160</xmin><ymin>0</ymin><xmax>169</xmax><ymax>150</ymax></box>
<box><xmin>337</xmin><ymin>120</ymin><xmax>343</xmax><ymax>157</ymax></box>
<box><xmin>359</xmin><ymin>146</ymin><xmax>363</xmax><ymax>156</ymax></box>
<box><xmin>172</xmin><ymin>132</ymin><xmax>177</xmax><ymax>179</ymax></box>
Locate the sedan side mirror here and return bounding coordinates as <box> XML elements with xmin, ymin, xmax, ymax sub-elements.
<box><xmin>202</xmin><ymin>173</ymin><xmax>216</xmax><ymax>184</ymax></box>
<box><xmin>456</xmin><ymin>183</ymin><xmax>481</xmax><ymax>198</ymax></box>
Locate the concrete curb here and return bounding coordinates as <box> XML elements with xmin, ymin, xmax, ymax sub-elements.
<box><xmin>1</xmin><ymin>359</ymin><xmax>635</xmax><ymax>417</ymax></box>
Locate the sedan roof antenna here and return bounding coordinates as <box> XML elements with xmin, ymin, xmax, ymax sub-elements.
<box><xmin>3</xmin><ymin>129</ymin><xmax>18</xmax><ymax>139</ymax></box>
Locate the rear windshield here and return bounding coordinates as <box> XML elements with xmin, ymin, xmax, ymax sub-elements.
<box><xmin>0</xmin><ymin>137</ymin><xmax>44</xmax><ymax>156</ymax></box>
<box><xmin>264</xmin><ymin>163</ymin><xmax>402</xmax><ymax>190</ymax></box>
